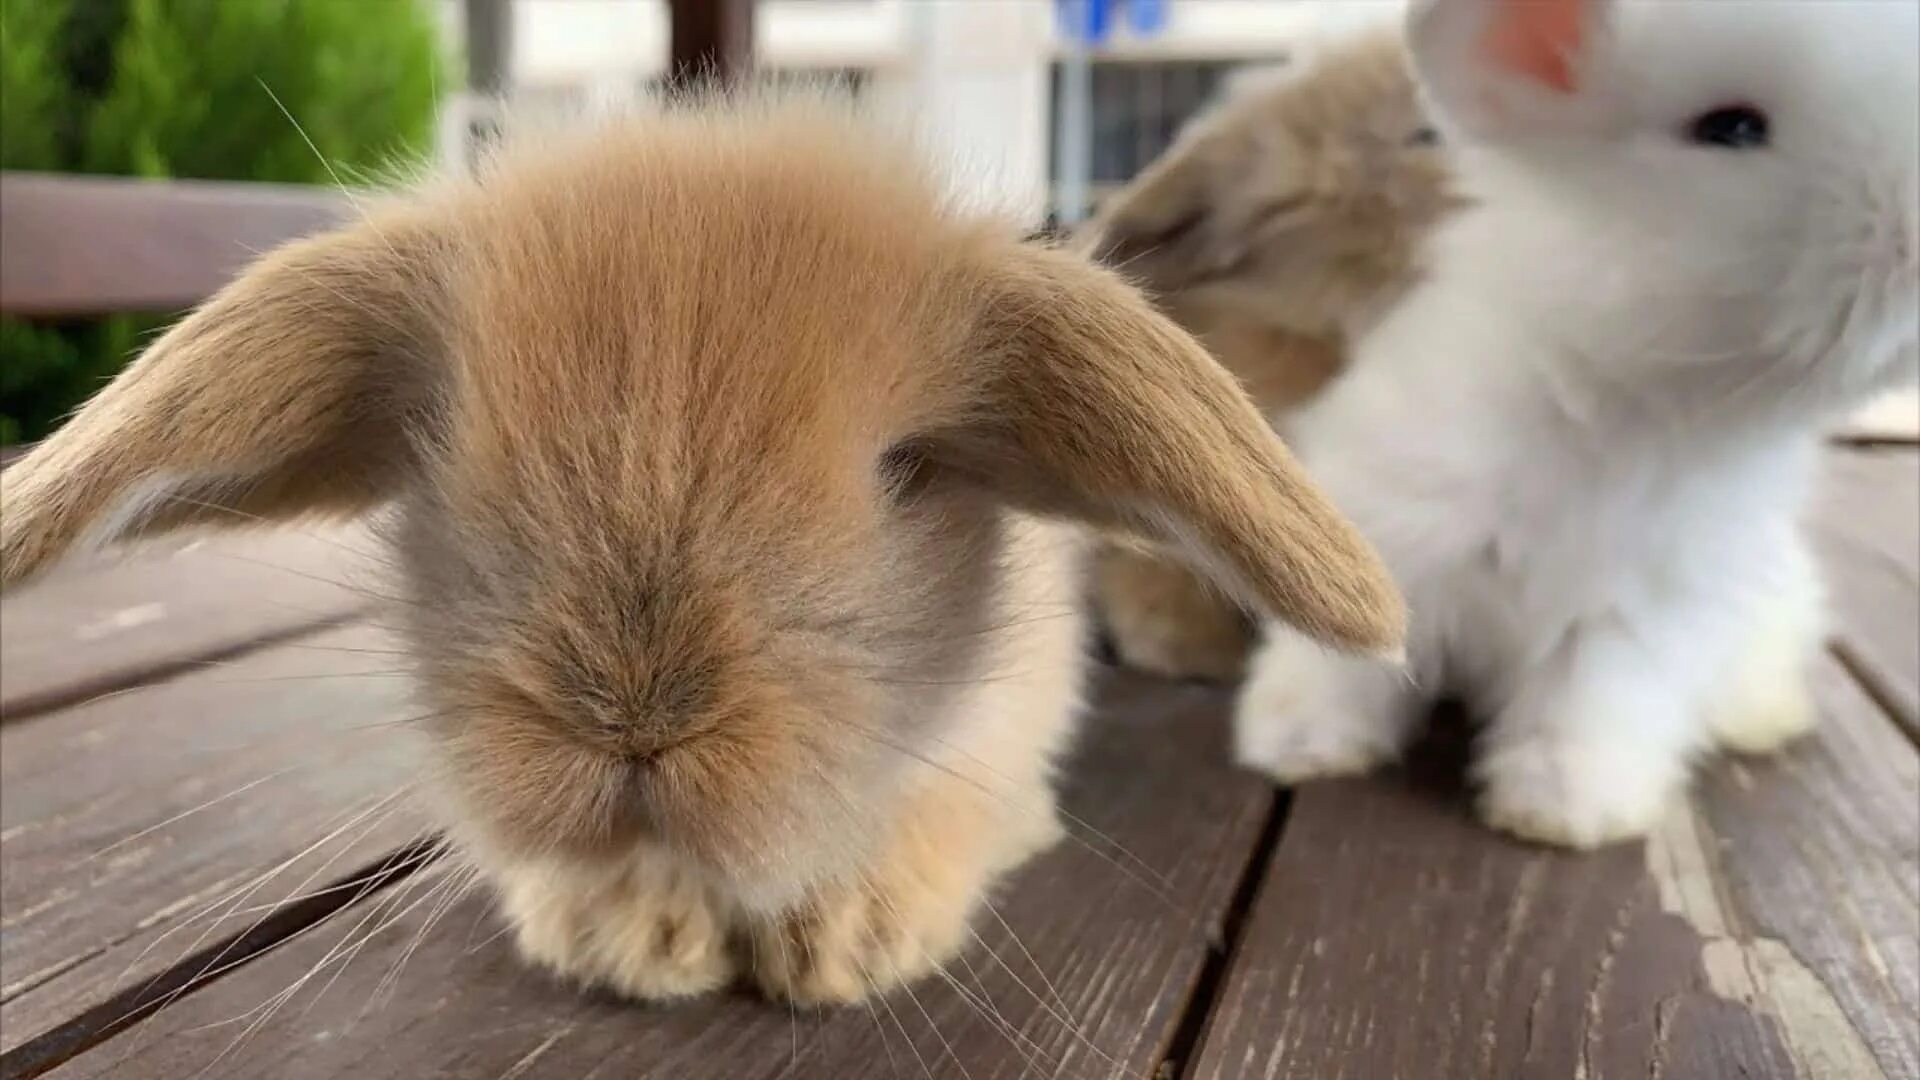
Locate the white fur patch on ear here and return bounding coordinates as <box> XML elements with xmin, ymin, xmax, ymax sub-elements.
<box><xmin>80</xmin><ymin>469</ymin><xmax>240</xmax><ymax>556</ymax></box>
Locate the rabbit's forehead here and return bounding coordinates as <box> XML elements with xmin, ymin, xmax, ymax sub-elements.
<box><xmin>439</xmin><ymin>204</ymin><xmax>959</xmax><ymax>450</ymax></box>
<box><xmin>1610</xmin><ymin>1</ymin><xmax>1918</xmax><ymax>144</ymax></box>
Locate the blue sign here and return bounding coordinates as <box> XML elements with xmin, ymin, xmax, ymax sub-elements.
<box><xmin>1127</xmin><ymin>0</ymin><xmax>1168</xmax><ymax>35</ymax></box>
<box><xmin>1057</xmin><ymin>0</ymin><xmax>1169</xmax><ymax>45</ymax></box>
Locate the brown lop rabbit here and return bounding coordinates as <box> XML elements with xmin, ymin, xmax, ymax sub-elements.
<box><xmin>0</xmin><ymin>95</ymin><xmax>1402</xmax><ymax>1006</ymax></box>
<box><xmin>1080</xmin><ymin>24</ymin><xmax>1460</xmax><ymax>681</ymax></box>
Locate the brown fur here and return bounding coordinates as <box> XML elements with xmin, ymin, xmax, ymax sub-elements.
<box><xmin>1078</xmin><ymin>27</ymin><xmax>1461</xmax><ymax>681</ymax></box>
<box><xmin>0</xmin><ymin>94</ymin><xmax>1402</xmax><ymax>1004</ymax></box>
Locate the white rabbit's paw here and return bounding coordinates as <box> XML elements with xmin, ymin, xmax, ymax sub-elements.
<box><xmin>1475</xmin><ymin>733</ymin><xmax>1686</xmax><ymax>849</ymax></box>
<box><xmin>1705</xmin><ymin>668</ymin><xmax>1817</xmax><ymax>755</ymax></box>
<box><xmin>1232</xmin><ymin>678</ymin><xmax>1399</xmax><ymax>783</ymax></box>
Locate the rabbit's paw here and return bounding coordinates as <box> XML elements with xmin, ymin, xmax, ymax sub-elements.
<box><xmin>748</xmin><ymin>871</ymin><xmax>976</xmax><ymax>1006</ymax></box>
<box><xmin>501</xmin><ymin>851</ymin><xmax>734</xmax><ymax>1001</ymax></box>
<box><xmin>1233</xmin><ymin>630</ymin><xmax>1412</xmax><ymax>782</ymax></box>
<box><xmin>749</xmin><ymin>771</ymin><xmax>1052</xmax><ymax>1006</ymax></box>
<box><xmin>1706</xmin><ymin>671</ymin><xmax>1816</xmax><ymax>755</ymax></box>
<box><xmin>1095</xmin><ymin>543</ymin><xmax>1251</xmax><ymax>682</ymax></box>
<box><xmin>1475</xmin><ymin>732</ymin><xmax>1686</xmax><ymax>849</ymax></box>
<box><xmin>1706</xmin><ymin>604</ymin><xmax>1820</xmax><ymax>755</ymax></box>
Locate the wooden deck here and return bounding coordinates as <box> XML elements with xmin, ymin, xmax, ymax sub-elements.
<box><xmin>0</xmin><ymin>445</ymin><xmax>1913</xmax><ymax>1080</ymax></box>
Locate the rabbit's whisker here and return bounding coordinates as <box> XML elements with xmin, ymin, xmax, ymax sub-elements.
<box><xmin>863</xmin><ymin>948</ymin><xmax>938</xmax><ymax>1080</ymax></box>
<box><xmin>76</xmin><ymin>768</ymin><xmax>300</xmax><ymax>864</ymax></box>
<box><xmin>365</xmin><ymin>860</ymin><xmax>480</xmax><ymax>1015</ymax></box>
<box><xmin>104</xmin><ymin>821</ymin><xmax>434</xmax><ymax>1075</ymax></box>
<box><xmin>186</xmin><ymin>849</ymin><xmax>451</xmax><ymax>1076</ymax></box>
<box><xmin>257</xmin><ymin>78</ymin><xmax>404</xmax><ymax>264</ymax></box>
<box><xmin>823</xmin><ymin>718</ymin><xmax>1196</xmax><ymax>934</ymax></box>
<box><xmin>122</xmin><ymin>788</ymin><xmax>414</xmax><ymax>995</ymax></box>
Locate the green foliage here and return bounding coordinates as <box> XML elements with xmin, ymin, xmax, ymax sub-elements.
<box><xmin>0</xmin><ymin>0</ymin><xmax>446</xmax><ymax>444</ymax></box>
<box><xmin>0</xmin><ymin>315</ymin><xmax>152</xmax><ymax>447</ymax></box>
<box><xmin>0</xmin><ymin>0</ymin><xmax>73</xmax><ymax>170</ymax></box>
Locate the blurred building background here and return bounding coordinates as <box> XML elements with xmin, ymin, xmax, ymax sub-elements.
<box><xmin>4</xmin><ymin>0</ymin><xmax>1910</xmax><ymax>446</ymax></box>
<box><xmin>0</xmin><ymin>0</ymin><xmax>1395</xmax><ymax>445</ymax></box>
<box><xmin>434</xmin><ymin>0</ymin><xmax>1403</xmax><ymax>224</ymax></box>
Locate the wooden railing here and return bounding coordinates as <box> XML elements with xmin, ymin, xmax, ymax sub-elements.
<box><xmin>1</xmin><ymin>0</ymin><xmax>754</xmax><ymax>320</ymax></box>
<box><xmin>0</xmin><ymin>172</ymin><xmax>349</xmax><ymax>318</ymax></box>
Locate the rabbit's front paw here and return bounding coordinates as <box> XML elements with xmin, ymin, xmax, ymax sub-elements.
<box><xmin>749</xmin><ymin>867</ymin><xmax>977</xmax><ymax>1006</ymax></box>
<box><xmin>749</xmin><ymin>770</ymin><xmax>1054</xmax><ymax>1005</ymax></box>
<box><xmin>1706</xmin><ymin>672</ymin><xmax>1816</xmax><ymax>755</ymax></box>
<box><xmin>1232</xmin><ymin>630</ymin><xmax>1413</xmax><ymax>782</ymax></box>
<box><xmin>1706</xmin><ymin>604</ymin><xmax>1820</xmax><ymax>754</ymax></box>
<box><xmin>501</xmin><ymin>850</ymin><xmax>734</xmax><ymax>1001</ymax></box>
<box><xmin>1475</xmin><ymin>733</ymin><xmax>1686</xmax><ymax>849</ymax></box>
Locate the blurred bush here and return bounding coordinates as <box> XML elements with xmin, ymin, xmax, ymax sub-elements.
<box><xmin>0</xmin><ymin>0</ymin><xmax>446</xmax><ymax>445</ymax></box>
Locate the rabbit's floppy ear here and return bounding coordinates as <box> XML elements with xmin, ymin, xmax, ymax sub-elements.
<box><xmin>1</xmin><ymin>211</ymin><xmax>446</xmax><ymax>587</ymax></box>
<box><xmin>1409</xmin><ymin>0</ymin><xmax>1616</xmax><ymax>137</ymax></box>
<box><xmin>1079</xmin><ymin>66</ymin><xmax>1299</xmax><ymax>295</ymax></box>
<box><xmin>1081</xmin><ymin>133</ymin><xmax>1247</xmax><ymax>294</ymax></box>
<box><xmin>948</xmin><ymin>243</ymin><xmax>1405</xmax><ymax>655</ymax></box>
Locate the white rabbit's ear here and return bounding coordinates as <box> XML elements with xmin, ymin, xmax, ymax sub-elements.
<box><xmin>1408</xmin><ymin>0</ymin><xmax>1615</xmax><ymax>137</ymax></box>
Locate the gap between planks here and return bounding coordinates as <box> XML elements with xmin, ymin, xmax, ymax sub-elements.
<box><xmin>1157</xmin><ymin>789</ymin><xmax>1295</xmax><ymax>1080</ymax></box>
<box><xmin>1</xmin><ymin>610</ymin><xmax>366</xmax><ymax>724</ymax></box>
<box><xmin>1831</xmin><ymin>641</ymin><xmax>1920</xmax><ymax>752</ymax></box>
<box><xmin>0</xmin><ymin>840</ymin><xmax>442</xmax><ymax>1080</ymax></box>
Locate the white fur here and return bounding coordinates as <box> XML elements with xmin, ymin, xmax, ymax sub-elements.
<box><xmin>1235</xmin><ymin>0</ymin><xmax>1919</xmax><ymax>848</ymax></box>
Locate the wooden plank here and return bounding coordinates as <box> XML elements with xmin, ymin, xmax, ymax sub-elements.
<box><xmin>1</xmin><ymin>526</ymin><xmax>380</xmax><ymax>722</ymax></box>
<box><xmin>1680</xmin><ymin>660</ymin><xmax>1919</xmax><ymax>1079</ymax></box>
<box><xmin>1187</xmin><ymin>651</ymin><xmax>1917</xmax><ymax>1080</ymax></box>
<box><xmin>0</xmin><ymin>173</ymin><xmax>347</xmax><ymax>316</ymax></box>
<box><xmin>1808</xmin><ymin>447</ymin><xmax>1920</xmax><ymax>737</ymax></box>
<box><xmin>0</xmin><ymin>623</ymin><xmax>430</xmax><ymax>1073</ymax></box>
<box><xmin>47</xmin><ymin>673</ymin><xmax>1278</xmax><ymax>1080</ymax></box>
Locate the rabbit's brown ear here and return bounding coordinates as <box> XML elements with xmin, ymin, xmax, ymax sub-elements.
<box><xmin>951</xmin><ymin>243</ymin><xmax>1405</xmax><ymax>655</ymax></box>
<box><xmin>1</xmin><ymin>213</ymin><xmax>446</xmax><ymax>587</ymax></box>
<box><xmin>1081</xmin><ymin>132</ymin><xmax>1246</xmax><ymax>294</ymax></box>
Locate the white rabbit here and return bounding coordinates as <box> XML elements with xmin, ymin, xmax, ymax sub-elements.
<box><xmin>1234</xmin><ymin>0</ymin><xmax>1920</xmax><ymax>848</ymax></box>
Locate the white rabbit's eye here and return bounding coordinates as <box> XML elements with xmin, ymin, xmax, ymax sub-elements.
<box><xmin>1687</xmin><ymin>106</ymin><xmax>1770</xmax><ymax>150</ymax></box>
<box><xmin>1406</xmin><ymin>126</ymin><xmax>1440</xmax><ymax>148</ymax></box>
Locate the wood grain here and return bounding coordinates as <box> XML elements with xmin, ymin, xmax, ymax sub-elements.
<box><xmin>1</xmin><ymin>526</ymin><xmax>382</xmax><ymax>721</ymax></box>
<box><xmin>1184</xmin><ymin>711</ymin><xmax>1795</xmax><ymax>1080</ymax></box>
<box><xmin>1678</xmin><ymin>659</ymin><xmax>1919</xmax><ymax>1079</ymax></box>
<box><xmin>0</xmin><ymin>623</ymin><xmax>430</xmax><ymax>1072</ymax></box>
<box><xmin>46</xmin><ymin>674</ymin><xmax>1278</xmax><ymax>1080</ymax></box>
<box><xmin>1808</xmin><ymin>448</ymin><xmax>1920</xmax><ymax>738</ymax></box>
<box><xmin>1187</xmin><ymin>650</ymin><xmax>1918</xmax><ymax>1080</ymax></box>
